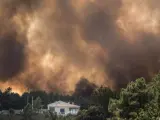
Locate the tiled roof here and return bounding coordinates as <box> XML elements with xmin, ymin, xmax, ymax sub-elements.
<box><xmin>48</xmin><ymin>101</ymin><xmax>80</xmax><ymax>108</ymax></box>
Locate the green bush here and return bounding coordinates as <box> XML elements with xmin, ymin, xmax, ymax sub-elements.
<box><xmin>76</xmin><ymin>106</ymin><xmax>105</xmax><ymax>120</ymax></box>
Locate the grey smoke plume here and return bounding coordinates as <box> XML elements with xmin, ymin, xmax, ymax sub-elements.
<box><xmin>0</xmin><ymin>0</ymin><xmax>160</xmax><ymax>93</ymax></box>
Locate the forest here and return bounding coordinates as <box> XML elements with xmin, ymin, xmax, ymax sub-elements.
<box><xmin>0</xmin><ymin>74</ymin><xmax>160</xmax><ymax>120</ymax></box>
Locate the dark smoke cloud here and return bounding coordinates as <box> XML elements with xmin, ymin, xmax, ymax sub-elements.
<box><xmin>0</xmin><ymin>0</ymin><xmax>42</xmax><ymax>81</ymax></box>
<box><xmin>74</xmin><ymin>78</ymin><xmax>97</xmax><ymax>97</ymax></box>
<box><xmin>0</xmin><ymin>33</ymin><xmax>25</xmax><ymax>80</ymax></box>
<box><xmin>79</xmin><ymin>0</ymin><xmax>160</xmax><ymax>89</ymax></box>
<box><xmin>41</xmin><ymin>0</ymin><xmax>89</xmax><ymax>65</ymax></box>
<box><xmin>80</xmin><ymin>0</ymin><xmax>122</xmax><ymax>46</ymax></box>
<box><xmin>1</xmin><ymin>0</ymin><xmax>160</xmax><ymax>93</ymax></box>
<box><xmin>107</xmin><ymin>33</ymin><xmax>160</xmax><ymax>88</ymax></box>
<box><xmin>0</xmin><ymin>0</ymin><xmax>42</xmax><ymax>11</ymax></box>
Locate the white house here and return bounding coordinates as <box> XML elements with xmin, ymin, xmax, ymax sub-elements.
<box><xmin>47</xmin><ymin>101</ymin><xmax>80</xmax><ymax>116</ymax></box>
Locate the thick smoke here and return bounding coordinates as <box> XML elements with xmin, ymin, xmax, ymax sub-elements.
<box><xmin>0</xmin><ymin>0</ymin><xmax>160</xmax><ymax>94</ymax></box>
<box><xmin>0</xmin><ymin>33</ymin><xmax>25</xmax><ymax>80</ymax></box>
<box><xmin>73</xmin><ymin>78</ymin><xmax>97</xmax><ymax>97</ymax></box>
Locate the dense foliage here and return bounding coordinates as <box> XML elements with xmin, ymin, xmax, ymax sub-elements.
<box><xmin>76</xmin><ymin>106</ymin><xmax>105</xmax><ymax>120</ymax></box>
<box><xmin>109</xmin><ymin>74</ymin><xmax>160</xmax><ymax>120</ymax></box>
<box><xmin>0</xmin><ymin>78</ymin><xmax>96</xmax><ymax>110</ymax></box>
<box><xmin>1</xmin><ymin>74</ymin><xmax>160</xmax><ymax>119</ymax></box>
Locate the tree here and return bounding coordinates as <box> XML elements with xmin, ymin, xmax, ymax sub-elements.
<box><xmin>21</xmin><ymin>103</ymin><xmax>33</xmax><ymax>120</ymax></box>
<box><xmin>33</xmin><ymin>97</ymin><xmax>42</xmax><ymax>112</ymax></box>
<box><xmin>92</xmin><ymin>86</ymin><xmax>113</xmax><ymax>116</ymax></box>
<box><xmin>8</xmin><ymin>108</ymin><xmax>15</xmax><ymax>120</ymax></box>
<box><xmin>136</xmin><ymin>100</ymin><xmax>160</xmax><ymax>120</ymax></box>
<box><xmin>73</xmin><ymin>78</ymin><xmax>97</xmax><ymax>109</ymax></box>
<box><xmin>9</xmin><ymin>93</ymin><xmax>22</xmax><ymax>109</ymax></box>
<box><xmin>48</xmin><ymin>110</ymin><xmax>57</xmax><ymax>120</ymax></box>
<box><xmin>109</xmin><ymin>78</ymin><xmax>153</xmax><ymax>119</ymax></box>
<box><xmin>76</xmin><ymin>106</ymin><xmax>105</xmax><ymax>120</ymax></box>
<box><xmin>135</xmin><ymin>73</ymin><xmax>160</xmax><ymax>119</ymax></box>
<box><xmin>30</xmin><ymin>91</ymin><xmax>49</xmax><ymax>108</ymax></box>
<box><xmin>74</xmin><ymin>78</ymin><xmax>97</xmax><ymax>98</ymax></box>
<box><xmin>0</xmin><ymin>87</ymin><xmax>12</xmax><ymax>110</ymax></box>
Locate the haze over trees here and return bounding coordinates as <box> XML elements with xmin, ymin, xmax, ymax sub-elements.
<box><xmin>0</xmin><ymin>74</ymin><xmax>160</xmax><ymax>119</ymax></box>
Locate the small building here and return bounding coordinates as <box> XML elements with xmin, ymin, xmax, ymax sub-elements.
<box><xmin>47</xmin><ymin>101</ymin><xmax>80</xmax><ymax>116</ymax></box>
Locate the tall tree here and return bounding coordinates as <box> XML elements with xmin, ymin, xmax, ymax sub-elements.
<box><xmin>21</xmin><ymin>103</ymin><xmax>33</xmax><ymax>120</ymax></box>
<box><xmin>0</xmin><ymin>87</ymin><xmax>12</xmax><ymax>110</ymax></box>
<box><xmin>135</xmin><ymin>73</ymin><xmax>160</xmax><ymax>119</ymax></box>
<box><xmin>109</xmin><ymin>78</ymin><xmax>153</xmax><ymax>119</ymax></box>
<box><xmin>33</xmin><ymin>97</ymin><xmax>42</xmax><ymax>112</ymax></box>
<box><xmin>92</xmin><ymin>86</ymin><xmax>113</xmax><ymax>116</ymax></box>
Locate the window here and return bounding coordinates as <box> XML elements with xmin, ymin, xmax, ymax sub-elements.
<box><xmin>60</xmin><ymin>108</ymin><xmax>65</xmax><ymax>114</ymax></box>
<box><xmin>69</xmin><ymin>108</ymin><xmax>77</xmax><ymax>114</ymax></box>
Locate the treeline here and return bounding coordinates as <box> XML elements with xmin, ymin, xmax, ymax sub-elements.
<box><xmin>77</xmin><ymin>74</ymin><xmax>160</xmax><ymax>120</ymax></box>
<box><xmin>1</xmin><ymin>74</ymin><xmax>160</xmax><ymax>119</ymax></box>
<box><xmin>0</xmin><ymin>78</ymin><xmax>102</xmax><ymax>110</ymax></box>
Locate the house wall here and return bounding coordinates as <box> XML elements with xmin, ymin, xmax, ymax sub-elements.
<box><xmin>48</xmin><ymin>105</ymin><xmax>79</xmax><ymax>115</ymax></box>
<box><xmin>56</xmin><ymin>107</ymin><xmax>80</xmax><ymax>115</ymax></box>
<box><xmin>69</xmin><ymin>108</ymin><xmax>79</xmax><ymax>115</ymax></box>
<box><xmin>55</xmin><ymin>107</ymin><xmax>69</xmax><ymax>115</ymax></box>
